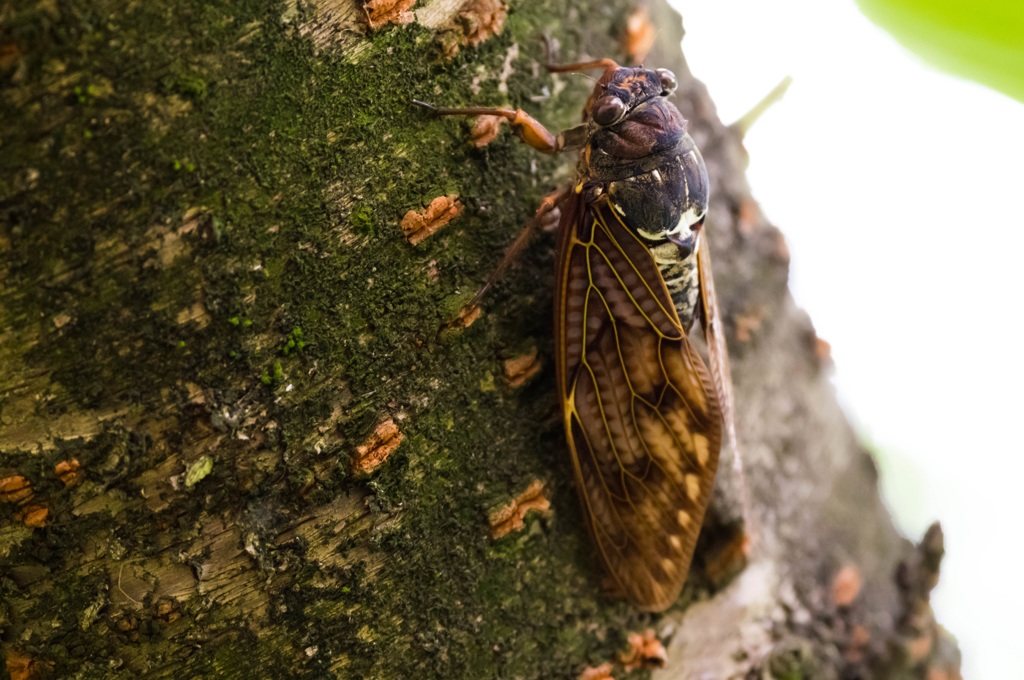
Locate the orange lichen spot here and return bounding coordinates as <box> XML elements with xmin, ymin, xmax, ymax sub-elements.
<box><xmin>733</xmin><ymin>306</ymin><xmax>765</xmax><ymax>343</ymax></box>
<box><xmin>737</xmin><ymin>197</ymin><xmax>762</xmax><ymax>234</ymax></box>
<box><xmin>815</xmin><ymin>336</ymin><xmax>833</xmax><ymax>369</ymax></box>
<box><xmin>844</xmin><ymin>624</ymin><xmax>871</xmax><ymax>663</ymax></box>
<box><xmin>114</xmin><ymin>610</ymin><xmax>141</xmax><ymax>641</ymax></box>
<box><xmin>850</xmin><ymin>624</ymin><xmax>871</xmax><ymax>647</ymax></box>
<box><xmin>446</xmin><ymin>303</ymin><xmax>483</xmax><ymax>331</ymax></box>
<box><xmin>362</xmin><ymin>0</ymin><xmax>415</xmax><ymax>30</ymax></box>
<box><xmin>456</xmin><ymin>0</ymin><xmax>507</xmax><ymax>47</ymax></box>
<box><xmin>0</xmin><ymin>43</ymin><xmax>23</xmax><ymax>70</ymax></box>
<box><xmin>906</xmin><ymin>631</ymin><xmax>935</xmax><ymax>665</ymax></box>
<box><xmin>620</xmin><ymin>6</ymin><xmax>656</xmax><ymax>65</ymax></box>
<box><xmin>154</xmin><ymin>597</ymin><xmax>182</xmax><ymax>623</ymax></box>
<box><xmin>438</xmin><ymin>0</ymin><xmax>508</xmax><ymax>58</ymax></box>
<box><xmin>55</xmin><ymin>458</ymin><xmax>82</xmax><ymax>487</ymax></box>
<box><xmin>502</xmin><ymin>347</ymin><xmax>541</xmax><ymax>388</ymax></box>
<box><xmin>353</xmin><ymin>418</ymin><xmax>404</xmax><ymax>475</ymax></box>
<box><xmin>0</xmin><ymin>475</ymin><xmax>33</xmax><ymax>504</ymax></box>
<box><xmin>578</xmin><ymin>662</ymin><xmax>615</xmax><ymax>680</ymax></box>
<box><xmin>6</xmin><ymin>650</ymin><xmax>53</xmax><ymax>680</ymax></box>
<box><xmin>470</xmin><ymin>114</ymin><xmax>506</xmax><ymax>147</ymax></box>
<box><xmin>18</xmin><ymin>503</ymin><xmax>49</xmax><ymax>528</ymax></box>
<box><xmin>770</xmin><ymin>228</ymin><xmax>791</xmax><ymax>263</ymax></box>
<box><xmin>489</xmin><ymin>480</ymin><xmax>550</xmax><ymax>538</ymax></box>
<box><xmin>401</xmin><ymin>194</ymin><xmax>463</xmax><ymax>245</ymax></box>
<box><xmin>832</xmin><ymin>565</ymin><xmax>863</xmax><ymax>607</ymax></box>
<box><xmin>620</xmin><ymin>628</ymin><xmax>667</xmax><ymax>671</ymax></box>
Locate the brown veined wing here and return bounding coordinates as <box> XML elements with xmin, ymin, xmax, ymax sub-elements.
<box><xmin>554</xmin><ymin>192</ymin><xmax>723</xmax><ymax>612</ymax></box>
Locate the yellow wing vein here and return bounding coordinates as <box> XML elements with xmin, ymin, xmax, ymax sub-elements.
<box><xmin>557</xmin><ymin>199</ymin><xmax>723</xmax><ymax>611</ymax></box>
<box><xmin>557</xmin><ymin>207</ymin><xmax>647</xmax><ymax>581</ymax></box>
<box><xmin>591</xmin><ymin>209</ymin><xmax>681</xmax><ymax>337</ymax></box>
<box><xmin>579</xmin><ymin>238</ymin><xmax>699</xmax><ymax>554</ymax></box>
<box><xmin>569</xmin><ymin>408</ymin><xmax>633</xmax><ymax>554</ymax></box>
<box><xmin>629</xmin><ymin>387</ymin><xmax>700</xmax><ymax>501</ymax></box>
<box><xmin>594</xmin><ymin>205</ymin><xmax>681</xmax><ymax>329</ymax></box>
<box><xmin>570</xmin><ymin>242</ymin><xmax>651</xmax><ymax>553</ymax></box>
<box><xmin>583</xmin><ymin>263</ymin><xmax>698</xmax><ymax>505</ymax></box>
<box><xmin>565</xmin><ymin>234</ymin><xmax>642</xmax><ymax>559</ymax></box>
<box><xmin>647</xmin><ymin>394</ymin><xmax>704</xmax><ymax>473</ymax></box>
<box><xmin>654</xmin><ymin>335</ymin><xmax>707</xmax><ymax>427</ymax></box>
<box><xmin>580</xmin><ymin>255</ymin><xmax>657</xmax><ymax>502</ymax></box>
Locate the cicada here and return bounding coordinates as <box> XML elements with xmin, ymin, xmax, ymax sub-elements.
<box><xmin>416</xmin><ymin>55</ymin><xmax>736</xmax><ymax>612</ymax></box>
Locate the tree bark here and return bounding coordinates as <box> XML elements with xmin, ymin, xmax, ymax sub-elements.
<box><xmin>0</xmin><ymin>1</ymin><xmax>959</xmax><ymax>679</ymax></box>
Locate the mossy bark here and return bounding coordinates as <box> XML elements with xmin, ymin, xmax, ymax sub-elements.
<box><xmin>0</xmin><ymin>1</ymin><xmax>957</xmax><ymax>678</ymax></box>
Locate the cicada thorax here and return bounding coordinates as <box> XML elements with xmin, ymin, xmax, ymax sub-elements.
<box><xmin>577</xmin><ymin>81</ymin><xmax>710</xmax><ymax>331</ymax></box>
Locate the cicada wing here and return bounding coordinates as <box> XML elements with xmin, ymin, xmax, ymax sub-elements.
<box><xmin>555</xmin><ymin>197</ymin><xmax>723</xmax><ymax>612</ymax></box>
<box><xmin>696</xmin><ymin>234</ymin><xmax>737</xmax><ymax>452</ymax></box>
<box><xmin>697</xmin><ymin>230</ymin><xmax>756</xmax><ymax>541</ymax></box>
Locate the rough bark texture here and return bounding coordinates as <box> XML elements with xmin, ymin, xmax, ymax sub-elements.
<box><xmin>0</xmin><ymin>1</ymin><xmax>958</xmax><ymax>679</ymax></box>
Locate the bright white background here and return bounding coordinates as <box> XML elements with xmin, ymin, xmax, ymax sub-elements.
<box><xmin>675</xmin><ymin>0</ymin><xmax>1024</xmax><ymax>677</ymax></box>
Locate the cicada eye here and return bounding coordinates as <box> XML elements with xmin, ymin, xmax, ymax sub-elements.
<box><xmin>656</xmin><ymin>68</ymin><xmax>678</xmax><ymax>96</ymax></box>
<box><xmin>593</xmin><ymin>96</ymin><xmax>627</xmax><ymax>126</ymax></box>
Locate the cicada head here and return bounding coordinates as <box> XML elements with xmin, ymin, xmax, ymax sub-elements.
<box><xmin>587</xmin><ymin>67</ymin><xmax>672</xmax><ymax>122</ymax></box>
<box><xmin>584</xmin><ymin>67</ymin><xmax>685</xmax><ymax>158</ymax></box>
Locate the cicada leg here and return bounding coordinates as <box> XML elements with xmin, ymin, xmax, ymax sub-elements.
<box><xmin>414</xmin><ymin>94</ymin><xmax>580</xmax><ymax>330</ymax></box>
<box><xmin>444</xmin><ymin>188</ymin><xmax>568</xmax><ymax>331</ymax></box>
<box><xmin>545</xmin><ymin>58</ymin><xmax>619</xmax><ymax>74</ymax></box>
<box><xmin>413</xmin><ymin>101</ymin><xmax>568</xmax><ymax>155</ymax></box>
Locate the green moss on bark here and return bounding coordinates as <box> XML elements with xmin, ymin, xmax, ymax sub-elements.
<box><xmin>1</xmin><ymin>0</ymin><xmax>672</xmax><ymax>677</ymax></box>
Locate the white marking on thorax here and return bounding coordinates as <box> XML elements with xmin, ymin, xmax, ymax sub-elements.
<box><xmin>636</xmin><ymin>225</ymin><xmax>663</xmax><ymax>241</ymax></box>
<box><xmin>666</xmin><ymin>206</ymin><xmax>705</xmax><ymax>240</ymax></box>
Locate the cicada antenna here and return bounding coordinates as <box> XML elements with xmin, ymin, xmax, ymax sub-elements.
<box><xmin>539</xmin><ymin>31</ymin><xmax>618</xmax><ymax>75</ymax></box>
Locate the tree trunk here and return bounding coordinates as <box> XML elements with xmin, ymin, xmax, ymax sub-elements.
<box><xmin>0</xmin><ymin>1</ymin><xmax>959</xmax><ymax>678</ymax></box>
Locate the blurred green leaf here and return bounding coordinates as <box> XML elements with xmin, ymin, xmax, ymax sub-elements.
<box><xmin>857</xmin><ymin>0</ymin><xmax>1024</xmax><ymax>103</ymax></box>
